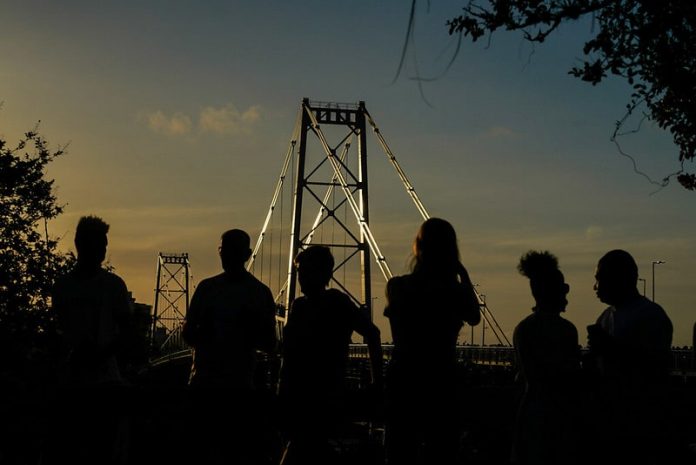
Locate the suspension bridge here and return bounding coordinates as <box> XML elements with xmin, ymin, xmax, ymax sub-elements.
<box><xmin>149</xmin><ymin>98</ymin><xmax>509</xmax><ymax>357</ymax></box>
<box><xmin>136</xmin><ymin>100</ymin><xmax>696</xmax><ymax>464</ymax></box>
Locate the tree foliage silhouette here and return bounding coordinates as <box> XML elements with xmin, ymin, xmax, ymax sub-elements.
<box><xmin>444</xmin><ymin>0</ymin><xmax>696</xmax><ymax>190</ymax></box>
<box><xmin>0</xmin><ymin>126</ymin><xmax>73</xmax><ymax>371</ymax></box>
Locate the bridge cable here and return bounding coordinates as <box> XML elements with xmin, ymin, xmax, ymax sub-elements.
<box><xmin>269</xmin><ymin>196</ymin><xmax>273</xmax><ymax>288</ymax></box>
<box><xmin>247</xmin><ymin>139</ymin><xmax>296</xmax><ymax>272</ymax></box>
<box><xmin>278</xmin><ymin>165</ymin><xmax>284</xmax><ymax>295</ymax></box>
<box><xmin>365</xmin><ymin>106</ymin><xmax>510</xmax><ymax>344</ymax></box>
<box><xmin>306</xmin><ymin>108</ymin><xmax>393</xmax><ymax>281</ymax></box>
<box><xmin>306</xmin><ymin>138</ymin><xmax>352</xmax><ymax>245</ymax></box>
<box><xmin>363</xmin><ymin>108</ymin><xmax>430</xmax><ymax>221</ymax></box>
<box><xmin>480</xmin><ymin>307</ymin><xmax>504</xmax><ymax>346</ymax></box>
<box><xmin>481</xmin><ymin>302</ymin><xmax>511</xmax><ymax>346</ymax></box>
<box><xmin>272</xmin><ymin>137</ymin><xmax>353</xmax><ymax>302</ymax></box>
<box><xmin>247</xmin><ymin>111</ymin><xmax>302</xmax><ymax>272</ymax></box>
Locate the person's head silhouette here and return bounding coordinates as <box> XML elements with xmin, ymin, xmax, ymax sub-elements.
<box><xmin>518</xmin><ymin>250</ymin><xmax>569</xmax><ymax>313</ymax></box>
<box><xmin>594</xmin><ymin>249</ymin><xmax>639</xmax><ymax>306</ymax></box>
<box><xmin>295</xmin><ymin>246</ymin><xmax>333</xmax><ymax>297</ymax></box>
<box><xmin>219</xmin><ymin>229</ymin><xmax>252</xmax><ymax>273</ymax></box>
<box><xmin>412</xmin><ymin>217</ymin><xmax>460</xmax><ymax>276</ymax></box>
<box><xmin>74</xmin><ymin>215</ymin><xmax>109</xmax><ymax>271</ymax></box>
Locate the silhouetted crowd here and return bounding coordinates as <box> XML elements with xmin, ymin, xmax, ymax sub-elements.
<box><xmin>26</xmin><ymin>215</ymin><xmax>691</xmax><ymax>465</ymax></box>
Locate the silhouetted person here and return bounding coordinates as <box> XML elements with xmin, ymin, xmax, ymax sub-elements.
<box><xmin>182</xmin><ymin>229</ymin><xmax>277</xmax><ymax>464</ymax></box>
<box><xmin>511</xmin><ymin>251</ymin><xmax>580</xmax><ymax>465</ymax></box>
<box><xmin>587</xmin><ymin>249</ymin><xmax>673</xmax><ymax>464</ymax></box>
<box><xmin>384</xmin><ymin>218</ymin><xmax>480</xmax><ymax>465</ymax></box>
<box><xmin>693</xmin><ymin>321</ymin><xmax>696</xmax><ymax>370</ymax></box>
<box><xmin>278</xmin><ymin>245</ymin><xmax>383</xmax><ymax>465</ymax></box>
<box><xmin>51</xmin><ymin>215</ymin><xmax>132</xmax><ymax>464</ymax></box>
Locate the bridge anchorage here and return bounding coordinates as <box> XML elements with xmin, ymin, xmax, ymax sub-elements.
<box><xmin>248</xmin><ymin>98</ymin><xmax>509</xmax><ymax>346</ymax></box>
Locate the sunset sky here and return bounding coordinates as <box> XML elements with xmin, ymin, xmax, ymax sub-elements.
<box><xmin>2</xmin><ymin>1</ymin><xmax>694</xmax><ymax>345</ymax></box>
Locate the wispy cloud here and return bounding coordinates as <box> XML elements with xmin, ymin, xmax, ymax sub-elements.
<box><xmin>199</xmin><ymin>104</ymin><xmax>261</xmax><ymax>135</ymax></box>
<box><xmin>481</xmin><ymin>126</ymin><xmax>517</xmax><ymax>139</ymax></box>
<box><xmin>141</xmin><ymin>103</ymin><xmax>262</xmax><ymax>137</ymax></box>
<box><xmin>584</xmin><ymin>225</ymin><xmax>604</xmax><ymax>240</ymax></box>
<box><xmin>143</xmin><ymin>110</ymin><xmax>193</xmax><ymax>136</ymax></box>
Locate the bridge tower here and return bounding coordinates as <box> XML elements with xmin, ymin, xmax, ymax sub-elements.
<box><xmin>286</xmin><ymin>99</ymin><xmax>375</xmax><ymax>318</ymax></box>
<box><xmin>248</xmin><ymin>98</ymin><xmax>509</xmax><ymax>346</ymax></box>
<box><xmin>151</xmin><ymin>252</ymin><xmax>190</xmax><ymax>354</ymax></box>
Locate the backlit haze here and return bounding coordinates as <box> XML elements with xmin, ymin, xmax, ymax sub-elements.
<box><xmin>2</xmin><ymin>1</ymin><xmax>694</xmax><ymax>345</ymax></box>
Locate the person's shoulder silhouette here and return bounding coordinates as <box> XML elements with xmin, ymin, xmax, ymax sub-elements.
<box><xmin>183</xmin><ymin>228</ymin><xmax>276</xmax><ymax>388</ymax></box>
<box><xmin>511</xmin><ymin>250</ymin><xmax>580</xmax><ymax>465</ymax></box>
<box><xmin>52</xmin><ymin>215</ymin><xmax>131</xmax><ymax>386</ymax></box>
<box><xmin>49</xmin><ymin>215</ymin><xmax>132</xmax><ymax>464</ymax></box>
<box><xmin>181</xmin><ymin>229</ymin><xmax>278</xmax><ymax>465</ymax></box>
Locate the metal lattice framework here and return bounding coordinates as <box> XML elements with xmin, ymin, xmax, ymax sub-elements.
<box><xmin>151</xmin><ymin>252</ymin><xmax>190</xmax><ymax>353</ymax></box>
<box><xmin>247</xmin><ymin>98</ymin><xmax>510</xmax><ymax>346</ymax></box>
<box><xmin>248</xmin><ymin>99</ymin><xmax>426</xmax><ymax>324</ymax></box>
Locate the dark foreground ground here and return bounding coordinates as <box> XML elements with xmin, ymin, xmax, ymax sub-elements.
<box><xmin>3</xmin><ymin>357</ymin><xmax>696</xmax><ymax>465</ymax></box>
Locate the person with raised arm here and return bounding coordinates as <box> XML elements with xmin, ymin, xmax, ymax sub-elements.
<box><xmin>384</xmin><ymin>218</ymin><xmax>480</xmax><ymax>465</ymax></box>
<box><xmin>279</xmin><ymin>245</ymin><xmax>382</xmax><ymax>465</ymax></box>
<box><xmin>279</xmin><ymin>245</ymin><xmax>382</xmax><ymax>464</ymax></box>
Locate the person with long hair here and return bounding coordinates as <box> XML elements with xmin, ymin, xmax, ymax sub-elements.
<box><xmin>384</xmin><ymin>217</ymin><xmax>481</xmax><ymax>465</ymax></box>
<box><xmin>512</xmin><ymin>250</ymin><xmax>580</xmax><ymax>465</ymax></box>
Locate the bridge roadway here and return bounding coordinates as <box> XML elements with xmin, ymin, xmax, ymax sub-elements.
<box><xmin>151</xmin><ymin>344</ymin><xmax>696</xmax><ymax>374</ymax></box>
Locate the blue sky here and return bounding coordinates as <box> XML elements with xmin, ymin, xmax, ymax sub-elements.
<box><xmin>2</xmin><ymin>1</ymin><xmax>694</xmax><ymax>345</ymax></box>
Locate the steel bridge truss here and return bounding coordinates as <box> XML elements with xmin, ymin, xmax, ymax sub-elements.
<box><xmin>248</xmin><ymin>99</ymin><xmax>423</xmax><ymax>322</ymax></box>
<box><xmin>247</xmin><ymin>99</ymin><xmax>509</xmax><ymax>346</ymax></box>
<box><xmin>151</xmin><ymin>252</ymin><xmax>190</xmax><ymax>353</ymax></box>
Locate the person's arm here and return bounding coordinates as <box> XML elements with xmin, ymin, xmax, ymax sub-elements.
<box><xmin>352</xmin><ymin>306</ymin><xmax>383</xmax><ymax>387</ymax></box>
<box><xmin>364</xmin><ymin>322</ymin><xmax>383</xmax><ymax>387</ymax></box>
<box><xmin>457</xmin><ymin>263</ymin><xmax>482</xmax><ymax>326</ymax></box>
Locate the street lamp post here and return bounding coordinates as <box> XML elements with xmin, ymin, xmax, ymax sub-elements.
<box><xmin>651</xmin><ymin>260</ymin><xmax>665</xmax><ymax>302</ymax></box>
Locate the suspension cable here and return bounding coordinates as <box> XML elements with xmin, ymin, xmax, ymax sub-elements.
<box><xmin>269</xmin><ymin>199</ymin><xmax>274</xmax><ymax>288</ymax></box>
<box><xmin>259</xmin><ymin>228</ymin><xmax>265</xmax><ymax>281</ymax></box>
<box><xmin>306</xmin><ymin>108</ymin><xmax>393</xmax><ymax>281</ymax></box>
<box><xmin>480</xmin><ymin>301</ymin><xmax>511</xmax><ymax>346</ymax></box>
<box><xmin>306</xmin><ymin>138</ymin><xmax>352</xmax><ymax>245</ymax></box>
<box><xmin>363</xmin><ymin>108</ymin><xmax>430</xmax><ymax>220</ymax></box>
<box><xmin>247</xmin><ymin>139</ymin><xmax>296</xmax><ymax>271</ymax></box>
<box><xmin>248</xmin><ymin>110</ymin><xmax>301</xmax><ymax>272</ymax></box>
<box><xmin>278</xmin><ymin>167</ymin><xmax>284</xmax><ymax>295</ymax></box>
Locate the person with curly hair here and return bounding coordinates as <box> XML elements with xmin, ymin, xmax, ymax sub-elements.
<box><xmin>512</xmin><ymin>250</ymin><xmax>580</xmax><ymax>465</ymax></box>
